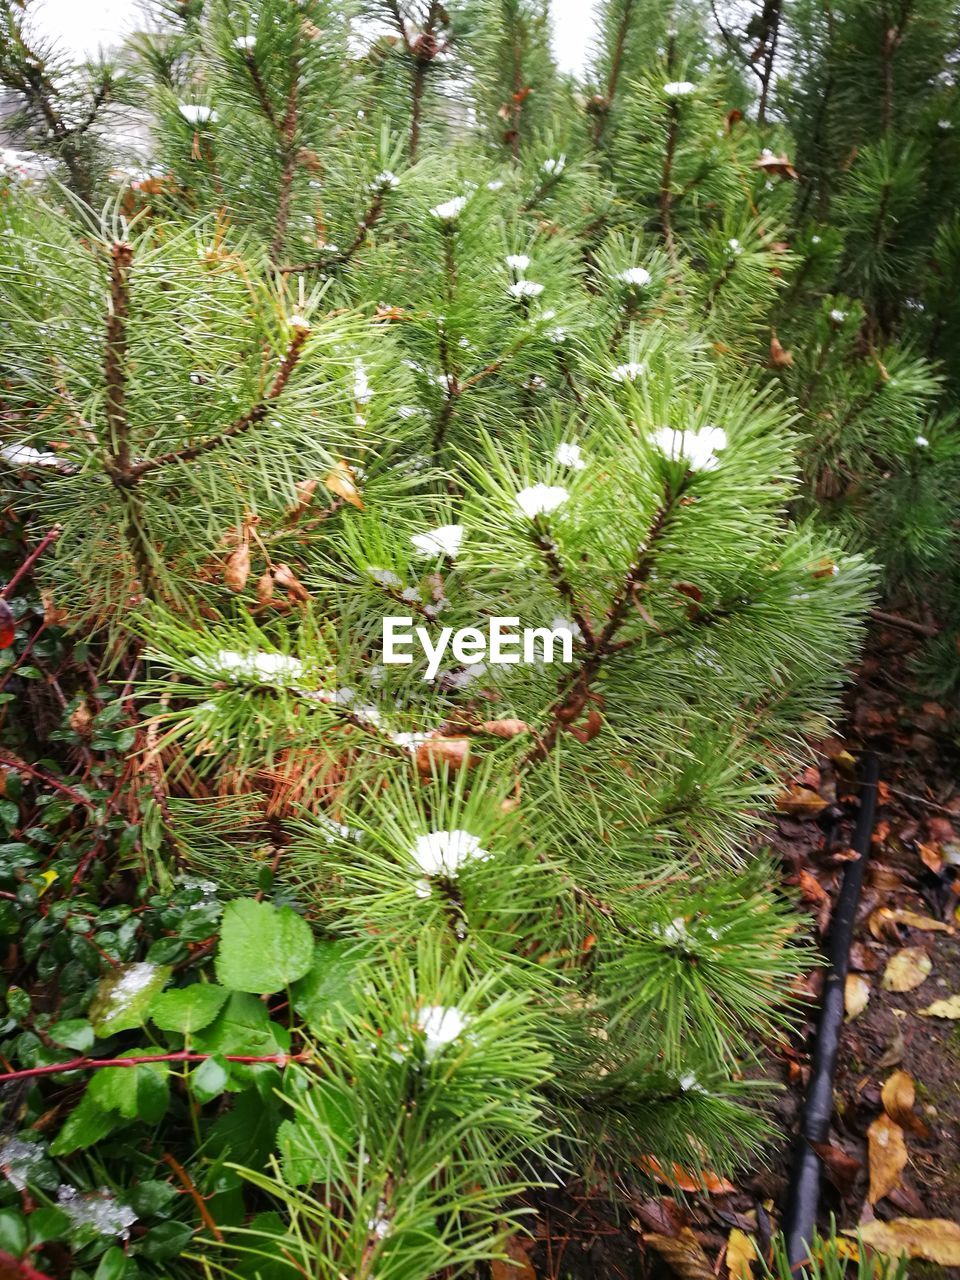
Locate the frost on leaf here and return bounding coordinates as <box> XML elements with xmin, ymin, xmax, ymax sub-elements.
<box><xmin>89</xmin><ymin>962</ymin><xmax>171</xmax><ymax>1037</ymax></box>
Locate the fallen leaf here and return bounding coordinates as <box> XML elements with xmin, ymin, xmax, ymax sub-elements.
<box><xmin>777</xmin><ymin>786</ymin><xmax>827</xmax><ymax>817</ymax></box>
<box><xmin>917</xmin><ymin>994</ymin><xmax>960</xmax><ymax>1019</ymax></box>
<box><xmin>69</xmin><ymin>701</ymin><xmax>93</xmax><ymax>737</ymax></box>
<box><xmin>849</xmin><ymin>1218</ymin><xmax>960</xmax><ymax>1264</ymax></box>
<box><xmin>255</xmin><ymin>570</ymin><xmax>275</xmax><ymax>605</ymax></box>
<box><xmin>881</xmin><ymin>1070</ymin><xmax>929</xmax><ymax>1137</ymax></box>
<box><xmin>889</xmin><ymin>908</ymin><xmax>953</xmax><ymax>934</ymax></box>
<box><xmin>725</xmin><ymin>1228</ymin><xmax>757</xmax><ymax>1280</ymax></box>
<box><xmin>918</xmin><ymin>842</ymin><xmax>944</xmax><ymax>874</ymax></box>
<box><xmin>638</xmin><ymin>1155</ymin><xmax>735</xmax><ymax>1196</ymax></box>
<box><xmin>40</xmin><ymin>589</ymin><xmax>68</xmax><ymax>626</ymax></box>
<box><xmin>491</xmin><ymin>1235</ymin><xmax>535</xmax><ymax>1280</ymax></box>
<box><xmin>631</xmin><ymin>1196</ymin><xmax>689</xmax><ymax>1236</ymax></box>
<box><xmin>288</xmin><ymin>477</ymin><xmax>319</xmax><ymax>522</ymax></box>
<box><xmin>875</xmin><ymin>1026</ymin><xmax>905</xmax><ymax>1070</ymax></box>
<box><xmin>644</xmin><ymin>1228</ymin><xmax>713</xmax><ymax>1280</ymax></box>
<box><xmin>817</xmin><ymin>1237</ymin><xmax>859</xmax><ymax>1262</ymax></box>
<box><xmin>869</xmin><ymin>907</ymin><xmax>903</xmax><ymax>943</ymax></box>
<box><xmin>753</xmin><ymin>151</ymin><xmax>798</xmax><ymax>180</ymax></box>
<box><xmin>845</xmin><ymin>973</ymin><xmax>871</xmax><ymax>1020</ymax></box>
<box><xmin>325</xmin><ymin>460</ymin><xmax>363</xmax><ymax>509</ymax></box>
<box><xmin>811</xmin><ymin>1141</ymin><xmax>861</xmax><ymax>1195</ymax></box>
<box><xmin>881</xmin><ymin>947</ymin><xmax>931</xmax><ymax>992</ymax></box>
<box><xmin>768</xmin><ymin>328</ymin><xmax>794</xmax><ymax>368</ymax></box>
<box><xmin>849</xmin><ymin>942</ymin><xmax>881</xmax><ymax>972</ymax></box>
<box><xmin>867</xmin><ymin>1112</ymin><xmax>908</xmax><ymax>1204</ymax></box>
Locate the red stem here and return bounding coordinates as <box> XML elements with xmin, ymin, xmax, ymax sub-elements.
<box><xmin>0</xmin><ymin>1049</ymin><xmax>311</xmax><ymax>1084</ymax></box>
<box><xmin>1</xmin><ymin>526</ymin><xmax>61</xmax><ymax>599</ymax></box>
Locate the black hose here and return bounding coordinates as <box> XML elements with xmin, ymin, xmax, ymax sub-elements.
<box><xmin>781</xmin><ymin>751</ymin><xmax>880</xmax><ymax>1272</ymax></box>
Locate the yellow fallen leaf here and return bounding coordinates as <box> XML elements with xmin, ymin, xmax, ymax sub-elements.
<box><xmin>881</xmin><ymin>1070</ymin><xmax>928</xmax><ymax>1136</ymax></box>
<box><xmin>867</xmin><ymin>1112</ymin><xmax>907</xmax><ymax>1204</ymax></box>
<box><xmin>726</xmin><ymin>1228</ymin><xmax>757</xmax><ymax>1280</ymax></box>
<box><xmin>917</xmin><ymin>994</ymin><xmax>960</xmax><ymax>1019</ymax></box>
<box><xmin>325</xmin><ymin>460</ymin><xmax>364</xmax><ymax>509</ymax></box>
<box><xmin>644</xmin><ymin>1228</ymin><xmax>714</xmax><ymax>1280</ymax></box>
<box><xmin>888</xmin><ymin>908</ymin><xmax>954</xmax><ymax>935</ymax></box>
<box><xmin>849</xmin><ymin>1218</ymin><xmax>960</xmax><ymax>1265</ymax></box>
<box><xmin>881</xmin><ymin>947</ymin><xmax>931</xmax><ymax>992</ymax></box>
<box><xmin>37</xmin><ymin>869</ymin><xmax>58</xmax><ymax>896</ymax></box>
<box><xmin>777</xmin><ymin>785</ymin><xmax>828</xmax><ymax>817</ymax></box>
<box><xmin>845</xmin><ymin>973</ymin><xmax>871</xmax><ymax>1020</ymax></box>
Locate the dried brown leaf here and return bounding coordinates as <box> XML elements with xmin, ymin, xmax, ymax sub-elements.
<box><xmin>644</xmin><ymin>1228</ymin><xmax>714</xmax><ymax>1280</ymax></box>
<box><xmin>224</xmin><ymin>542</ymin><xmax>251</xmax><ymax>592</ymax></box>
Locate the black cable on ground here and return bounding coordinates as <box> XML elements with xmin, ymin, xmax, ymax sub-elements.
<box><xmin>781</xmin><ymin>750</ymin><xmax>880</xmax><ymax>1273</ymax></box>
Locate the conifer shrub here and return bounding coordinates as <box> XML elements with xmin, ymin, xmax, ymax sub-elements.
<box><xmin>0</xmin><ymin>1</ymin><xmax>924</xmax><ymax>1277</ymax></box>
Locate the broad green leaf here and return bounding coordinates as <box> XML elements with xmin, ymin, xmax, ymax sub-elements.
<box><xmin>0</xmin><ymin>1208</ymin><xmax>27</xmax><ymax>1256</ymax></box>
<box><xmin>149</xmin><ymin>984</ymin><xmax>229</xmax><ymax>1034</ymax></box>
<box><xmin>48</xmin><ymin>1018</ymin><xmax>95</xmax><ymax>1052</ymax></box>
<box><xmin>49</xmin><ymin>1093</ymin><xmax>122</xmax><ymax>1155</ymax></box>
<box><xmin>138</xmin><ymin>1220</ymin><xmax>194</xmax><ymax>1262</ymax></box>
<box><xmin>291</xmin><ymin>940</ymin><xmax>363</xmax><ymax>1032</ymax></box>
<box><xmin>234</xmin><ymin>1211</ymin><xmax>301</xmax><ymax>1279</ymax></box>
<box><xmin>191</xmin><ymin>1054</ymin><xmax>229</xmax><ymax>1104</ymax></box>
<box><xmin>207</xmin><ymin>1087</ymin><xmax>281</xmax><ymax>1166</ymax></box>
<box><xmin>89</xmin><ymin>963</ymin><xmax>171</xmax><ymax>1036</ymax></box>
<box><xmin>95</xmin><ymin>1246</ymin><xmax>130</xmax><ymax>1280</ymax></box>
<box><xmin>89</xmin><ymin>1066</ymin><xmax>139</xmax><ymax>1118</ymax></box>
<box><xmin>27</xmin><ymin>1206</ymin><xmax>70</xmax><ymax>1244</ymax></box>
<box><xmin>193</xmin><ymin>991</ymin><xmax>290</xmax><ymax>1059</ymax></box>
<box><xmin>215</xmin><ymin>900</ymin><xmax>313</xmax><ymax>994</ymax></box>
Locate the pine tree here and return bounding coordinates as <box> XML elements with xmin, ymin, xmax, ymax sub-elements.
<box><xmin>772</xmin><ymin>0</ymin><xmax>960</xmax><ymax>697</ymax></box>
<box><xmin>0</xmin><ymin>4</ymin><xmax>883</xmax><ymax>1277</ymax></box>
<box><xmin>0</xmin><ymin>0</ymin><xmax>131</xmax><ymax>201</ymax></box>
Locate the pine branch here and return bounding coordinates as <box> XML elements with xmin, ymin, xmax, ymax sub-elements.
<box><xmin>532</xmin><ymin>531</ymin><xmax>597</xmax><ymax>648</ymax></box>
<box><xmin>104</xmin><ymin>242</ymin><xmax>134</xmax><ymax>476</ymax></box>
<box><xmin>523</xmin><ymin>496</ymin><xmax>672</xmax><ymax>766</ymax></box>
<box><xmin>243</xmin><ymin>50</ymin><xmax>278</xmax><ymax>128</ymax></box>
<box><xmin>592</xmin><ymin>0</ymin><xmax>636</xmax><ymax>145</ymax></box>
<box><xmin>279</xmin><ymin>191</ymin><xmax>386</xmax><ymax>274</ymax></box>
<box><xmin>660</xmin><ymin>101</ymin><xmax>679</xmax><ymax>256</ymax></box>
<box><xmin>126</xmin><ymin>325</ymin><xmax>309</xmax><ymax>478</ymax></box>
<box><xmin>270</xmin><ymin>73</ymin><xmax>301</xmax><ymax>264</ymax></box>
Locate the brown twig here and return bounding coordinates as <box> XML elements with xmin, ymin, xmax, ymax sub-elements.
<box><xmin>0</xmin><ymin>751</ymin><xmax>96</xmax><ymax>809</ymax></box>
<box><xmin>869</xmin><ymin>608</ymin><xmax>940</xmax><ymax>638</ymax></box>
<box><xmin>279</xmin><ymin>191</ymin><xmax>385</xmax><ymax>274</ymax></box>
<box><xmin>1</xmin><ymin>526</ymin><xmax>61</xmax><ymax>599</ymax></box>
<box><xmin>163</xmin><ymin>1152</ymin><xmax>224</xmax><ymax>1242</ymax></box>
